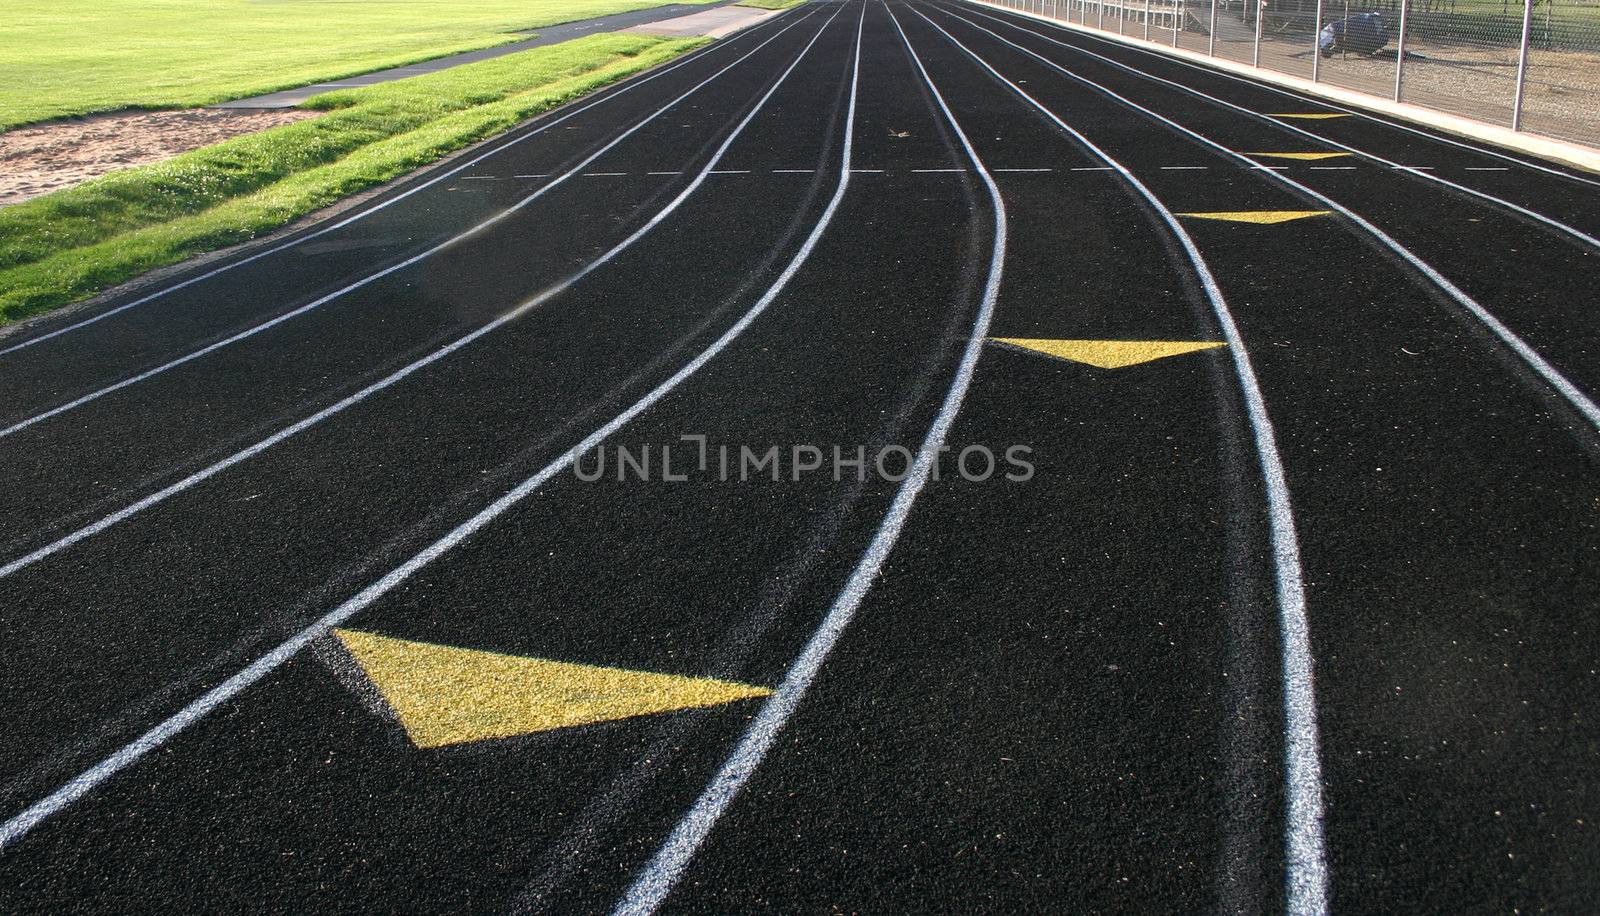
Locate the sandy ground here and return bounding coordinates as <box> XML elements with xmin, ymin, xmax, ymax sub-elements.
<box><xmin>0</xmin><ymin>108</ymin><xmax>319</xmax><ymax>207</ymax></box>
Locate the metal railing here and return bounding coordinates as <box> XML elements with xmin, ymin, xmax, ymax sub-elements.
<box><xmin>979</xmin><ymin>0</ymin><xmax>1600</xmax><ymax>148</ymax></box>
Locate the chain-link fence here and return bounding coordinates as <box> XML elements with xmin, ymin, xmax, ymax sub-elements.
<box><xmin>981</xmin><ymin>0</ymin><xmax>1600</xmax><ymax>148</ymax></box>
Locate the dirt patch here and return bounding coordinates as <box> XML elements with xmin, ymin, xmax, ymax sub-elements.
<box><xmin>0</xmin><ymin>108</ymin><xmax>320</xmax><ymax>207</ymax></box>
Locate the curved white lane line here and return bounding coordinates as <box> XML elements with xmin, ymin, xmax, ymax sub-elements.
<box><xmin>958</xmin><ymin>2</ymin><xmax>1600</xmax><ymax>252</ymax></box>
<box><xmin>613</xmin><ymin>3</ymin><xmax>1002</xmax><ymax>911</ymax></box>
<box><xmin>0</xmin><ymin>2</ymin><xmax>853</xmax><ymax>855</ymax></box>
<box><xmin>0</xmin><ymin>11</ymin><xmax>801</xmax><ymax>360</ymax></box>
<box><xmin>0</xmin><ymin>4</ymin><xmax>841</xmax><ymax>583</ymax></box>
<box><xmin>906</xmin><ymin>6</ymin><xmax>1330</xmax><ymax>913</ymax></box>
<box><xmin>0</xmin><ymin>6</ymin><xmax>823</xmax><ymax>440</ymax></box>
<box><xmin>928</xmin><ymin>3</ymin><xmax>1600</xmax><ymax>437</ymax></box>
<box><xmin>964</xmin><ymin>0</ymin><xmax>1600</xmax><ymax>190</ymax></box>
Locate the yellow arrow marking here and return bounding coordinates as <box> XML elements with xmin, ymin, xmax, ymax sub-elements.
<box><xmin>990</xmin><ymin>338</ymin><xmax>1226</xmax><ymax>369</ymax></box>
<box><xmin>1266</xmin><ymin>113</ymin><xmax>1351</xmax><ymax>119</ymax></box>
<box><xmin>333</xmin><ymin>629</ymin><xmax>771</xmax><ymax>749</ymax></box>
<box><xmin>1246</xmin><ymin>151</ymin><xmax>1352</xmax><ymax>160</ymax></box>
<box><xmin>1178</xmin><ymin>210</ymin><xmax>1331</xmax><ymax>224</ymax></box>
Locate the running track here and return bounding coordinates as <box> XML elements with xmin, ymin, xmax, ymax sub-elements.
<box><xmin>0</xmin><ymin>1</ymin><xmax>1596</xmax><ymax>911</ymax></box>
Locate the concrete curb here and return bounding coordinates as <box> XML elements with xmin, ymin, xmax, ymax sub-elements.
<box><xmin>962</xmin><ymin>0</ymin><xmax>1600</xmax><ymax>175</ymax></box>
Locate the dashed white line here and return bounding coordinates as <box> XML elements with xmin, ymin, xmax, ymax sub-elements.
<box><xmin>708</xmin><ymin>169</ymin><xmax>750</xmax><ymax>174</ymax></box>
<box><xmin>584</xmin><ymin>171</ymin><xmax>628</xmax><ymax>177</ymax></box>
<box><xmin>646</xmin><ymin>170</ymin><xmax>682</xmax><ymax>175</ymax></box>
<box><xmin>911</xmin><ymin>167</ymin><xmax>966</xmax><ymax>172</ymax></box>
<box><xmin>1160</xmin><ymin>165</ymin><xmax>1208</xmax><ymax>170</ymax></box>
<box><xmin>1465</xmin><ymin>166</ymin><xmax>1510</xmax><ymax>171</ymax></box>
<box><xmin>771</xmin><ymin>168</ymin><xmax>815</xmax><ymax>173</ymax></box>
<box><xmin>1307</xmin><ymin>166</ymin><xmax>1356</xmax><ymax>170</ymax></box>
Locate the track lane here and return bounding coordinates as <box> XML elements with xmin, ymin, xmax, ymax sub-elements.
<box><xmin>914</xmin><ymin>4</ymin><xmax>1600</xmax><ymax>911</ymax></box>
<box><xmin>0</xmin><ymin>5</ymin><xmax>1007</xmax><ymax>910</ymax></box>
<box><xmin>0</xmin><ymin>0</ymin><xmax>1597</xmax><ymax>910</ymax></box>
<box><xmin>962</xmin><ymin>3</ymin><xmax>1600</xmax><ymax>191</ymax></box>
<box><xmin>955</xmin><ymin>2</ymin><xmax>1600</xmax><ymax>248</ymax></box>
<box><xmin>0</xmin><ymin>4</ymin><xmax>825</xmax><ymax>438</ymax></box>
<box><xmin>0</xmin><ymin>9</ymin><xmax>842</xmax><ymax>563</ymax></box>
<box><xmin>0</xmin><ymin>2</ymin><xmax>854</xmax><ymax>841</ymax></box>
<box><xmin>921</xmin><ymin>2</ymin><xmax>1600</xmax><ymax>444</ymax></box>
<box><xmin>0</xmin><ymin>10</ymin><xmax>809</xmax><ymax>363</ymax></box>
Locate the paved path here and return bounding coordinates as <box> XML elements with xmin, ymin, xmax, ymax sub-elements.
<box><xmin>214</xmin><ymin>2</ymin><xmax>737</xmax><ymax>109</ymax></box>
<box><xmin>3</xmin><ymin>1</ymin><xmax>1599</xmax><ymax>911</ymax></box>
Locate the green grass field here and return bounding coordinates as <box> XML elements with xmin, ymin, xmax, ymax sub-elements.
<box><xmin>736</xmin><ymin>0</ymin><xmax>807</xmax><ymax>10</ymax></box>
<box><xmin>0</xmin><ymin>0</ymin><xmax>719</xmax><ymax>130</ymax></box>
<box><xmin>0</xmin><ymin>33</ymin><xmax>706</xmax><ymax>322</ymax></box>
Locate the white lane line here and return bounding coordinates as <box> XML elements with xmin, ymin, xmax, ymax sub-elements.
<box><xmin>1160</xmin><ymin>165</ymin><xmax>1208</xmax><ymax>169</ymax></box>
<box><xmin>514</xmin><ymin>174</ymin><xmax>549</xmax><ymax>178</ymax></box>
<box><xmin>460</xmin><ymin>176</ymin><xmax>503</xmax><ymax>180</ymax></box>
<box><xmin>916</xmin><ymin>7</ymin><xmax>1330</xmax><ymax>913</ymax></box>
<box><xmin>963</xmin><ymin>4</ymin><xmax>1600</xmax><ymax>252</ymax></box>
<box><xmin>1465</xmin><ymin>166</ymin><xmax>1510</xmax><ymax>171</ymax></box>
<box><xmin>0</xmin><ymin>7</ymin><xmax>825</xmax><ymax>441</ymax></box>
<box><xmin>1250</xmin><ymin>165</ymin><xmax>1289</xmax><ymax>170</ymax></box>
<box><xmin>584</xmin><ymin>171</ymin><xmax>629</xmax><ymax>176</ymax></box>
<box><xmin>1307</xmin><ymin>166</ymin><xmax>1356</xmax><ymax>170</ymax></box>
<box><xmin>947</xmin><ymin>3</ymin><xmax>1600</xmax><ymax>435</ymax></box>
<box><xmin>615</xmin><ymin>4</ymin><xmax>1001</xmax><ymax>910</ymax></box>
<box><xmin>912</xmin><ymin>167</ymin><xmax>966</xmax><ymax>172</ymax></box>
<box><xmin>982</xmin><ymin>2</ymin><xmax>1600</xmax><ymax>190</ymax></box>
<box><xmin>0</xmin><ymin>0</ymin><xmax>852</xmax><ymax>856</ymax></box>
<box><xmin>647</xmin><ymin>170</ymin><xmax>683</xmax><ymax>175</ymax></box>
<box><xmin>0</xmin><ymin>6</ymin><xmax>845</xmax><ymax>587</ymax></box>
<box><xmin>708</xmin><ymin>169</ymin><xmax>751</xmax><ymax>174</ymax></box>
<box><xmin>772</xmin><ymin>168</ymin><xmax>815</xmax><ymax>173</ymax></box>
<box><xmin>0</xmin><ymin>11</ymin><xmax>804</xmax><ymax>360</ymax></box>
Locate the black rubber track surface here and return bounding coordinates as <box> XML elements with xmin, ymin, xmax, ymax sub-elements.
<box><xmin>0</xmin><ymin>0</ymin><xmax>1596</xmax><ymax>912</ymax></box>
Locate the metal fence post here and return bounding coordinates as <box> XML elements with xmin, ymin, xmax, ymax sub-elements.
<box><xmin>1208</xmin><ymin>0</ymin><xmax>1217</xmax><ymax>54</ymax></box>
<box><xmin>1252</xmin><ymin>0</ymin><xmax>1264</xmax><ymax>66</ymax></box>
<box><xmin>1173</xmin><ymin>0</ymin><xmax>1181</xmax><ymax>45</ymax></box>
<box><xmin>1099</xmin><ymin>0</ymin><xmax>1106</xmax><ymax>29</ymax></box>
<box><xmin>1511</xmin><ymin>0</ymin><xmax>1534</xmax><ymax>129</ymax></box>
<box><xmin>1311</xmin><ymin>0</ymin><xmax>1324</xmax><ymax>81</ymax></box>
<box><xmin>1393</xmin><ymin>0</ymin><xmax>1410</xmax><ymax>101</ymax></box>
<box><xmin>1144</xmin><ymin>0</ymin><xmax>1152</xmax><ymax>39</ymax></box>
